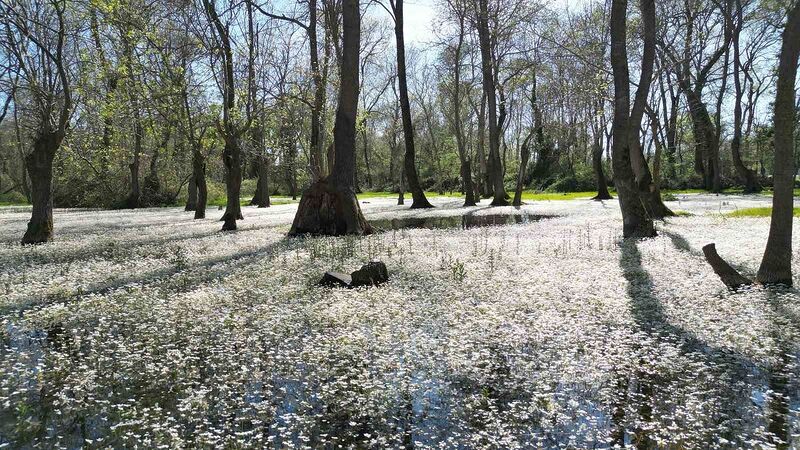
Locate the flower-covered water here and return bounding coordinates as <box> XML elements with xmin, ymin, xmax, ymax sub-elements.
<box><xmin>0</xmin><ymin>194</ymin><xmax>798</xmax><ymax>448</ymax></box>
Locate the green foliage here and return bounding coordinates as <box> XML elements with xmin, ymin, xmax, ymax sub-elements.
<box><xmin>0</xmin><ymin>191</ymin><xmax>28</xmax><ymax>205</ymax></box>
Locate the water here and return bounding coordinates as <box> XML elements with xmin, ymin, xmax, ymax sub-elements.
<box><xmin>369</xmin><ymin>213</ymin><xmax>555</xmax><ymax>231</ymax></box>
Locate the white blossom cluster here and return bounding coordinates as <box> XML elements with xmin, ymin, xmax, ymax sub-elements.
<box><xmin>0</xmin><ymin>194</ymin><xmax>798</xmax><ymax>448</ymax></box>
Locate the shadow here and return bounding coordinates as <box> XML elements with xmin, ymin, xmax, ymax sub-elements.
<box><xmin>661</xmin><ymin>229</ymin><xmax>754</xmax><ymax>277</ymax></box>
<box><xmin>660</xmin><ymin>230</ymin><xmax>799</xmax><ymax>447</ymax></box>
<box><xmin>0</xmin><ymin>221</ymin><xmax>289</xmax><ymax>271</ymax></box>
<box><xmin>2</xmin><ymin>236</ymin><xmax>297</xmax><ymax>317</ymax></box>
<box><xmin>618</xmin><ymin>240</ymin><xmax>764</xmax><ymax>448</ymax></box>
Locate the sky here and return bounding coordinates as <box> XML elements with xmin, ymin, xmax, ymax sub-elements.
<box><xmin>402</xmin><ymin>0</ymin><xmax>591</xmax><ymax>44</ymax></box>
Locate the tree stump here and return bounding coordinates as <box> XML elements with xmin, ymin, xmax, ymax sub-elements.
<box><xmin>319</xmin><ymin>261</ymin><xmax>388</xmax><ymax>288</ymax></box>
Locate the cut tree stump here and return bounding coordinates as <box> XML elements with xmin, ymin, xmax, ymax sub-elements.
<box><xmin>319</xmin><ymin>261</ymin><xmax>388</xmax><ymax>288</ymax></box>
<box><xmin>702</xmin><ymin>243</ymin><xmax>753</xmax><ymax>291</ymax></box>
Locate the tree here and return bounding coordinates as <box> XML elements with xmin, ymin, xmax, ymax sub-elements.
<box><xmin>442</xmin><ymin>0</ymin><xmax>477</xmax><ymax>206</ymax></box>
<box><xmin>2</xmin><ymin>0</ymin><xmax>74</xmax><ymax>244</ymax></box>
<box><xmin>756</xmin><ymin>0</ymin><xmax>799</xmax><ymax>285</ymax></box>
<box><xmin>610</xmin><ymin>0</ymin><xmax>656</xmax><ymax>238</ymax></box>
<box><xmin>726</xmin><ymin>0</ymin><xmax>761</xmax><ymax>193</ymax></box>
<box><xmin>289</xmin><ymin>0</ymin><xmax>372</xmax><ymax>236</ymax></box>
<box><xmin>659</xmin><ymin>0</ymin><xmax>730</xmax><ymax>192</ymax></box>
<box><xmin>474</xmin><ymin>0</ymin><xmax>509</xmax><ymax>205</ymax></box>
<box><xmin>387</xmin><ymin>0</ymin><xmax>434</xmax><ymax>208</ymax></box>
<box><xmin>202</xmin><ymin>0</ymin><xmax>251</xmax><ymax>231</ymax></box>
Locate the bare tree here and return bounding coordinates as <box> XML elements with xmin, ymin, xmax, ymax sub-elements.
<box><xmin>756</xmin><ymin>1</ymin><xmax>799</xmax><ymax>285</ymax></box>
<box><xmin>2</xmin><ymin>0</ymin><xmax>74</xmax><ymax>244</ymax></box>
<box><xmin>382</xmin><ymin>0</ymin><xmax>434</xmax><ymax>208</ymax></box>
<box><xmin>610</xmin><ymin>0</ymin><xmax>657</xmax><ymax>238</ymax></box>
<box><xmin>289</xmin><ymin>0</ymin><xmax>372</xmax><ymax>235</ymax></box>
<box><xmin>201</xmin><ymin>0</ymin><xmax>252</xmax><ymax>231</ymax></box>
<box><xmin>474</xmin><ymin>0</ymin><xmax>508</xmax><ymax>205</ymax></box>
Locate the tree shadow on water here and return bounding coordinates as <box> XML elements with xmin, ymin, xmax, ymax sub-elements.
<box><xmin>617</xmin><ymin>239</ymin><xmax>773</xmax><ymax>449</ymax></box>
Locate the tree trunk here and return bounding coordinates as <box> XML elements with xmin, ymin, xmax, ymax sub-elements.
<box><xmin>143</xmin><ymin>128</ymin><xmax>169</xmax><ymax>206</ymax></box>
<box><xmin>730</xmin><ymin>0</ymin><xmax>761</xmax><ymax>194</ymax></box>
<box><xmin>757</xmin><ymin>1</ymin><xmax>799</xmax><ymax>285</ymax></box>
<box><xmin>610</xmin><ymin>0</ymin><xmax>656</xmax><ymax>238</ymax></box>
<box><xmin>685</xmin><ymin>89</ymin><xmax>721</xmax><ymax>192</ymax></box>
<box><xmin>643</xmin><ymin>111</ymin><xmax>675</xmax><ymax>218</ymax></box>
<box><xmin>126</xmin><ymin>120</ymin><xmax>143</xmax><ymax>209</ymax></box>
<box><xmin>362</xmin><ymin>118</ymin><xmax>373</xmax><ymax>188</ymax></box>
<box><xmin>591</xmin><ymin>139</ymin><xmax>613</xmax><ymax>200</ymax></box>
<box><xmin>289</xmin><ymin>0</ymin><xmax>372</xmax><ymax>236</ymax></box>
<box><xmin>476</xmin><ymin>0</ymin><xmax>508</xmax><ymax>206</ymax></box>
<box><xmin>461</xmin><ymin>158</ymin><xmax>476</xmax><ymax>206</ymax></box>
<box><xmin>308</xmin><ymin>0</ymin><xmax>325</xmax><ymax>181</ymax></box>
<box><xmin>477</xmin><ymin>93</ymin><xmax>488</xmax><ymax>197</ymax></box>
<box><xmin>394</xmin><ymin>0</ymin><xmax>433</xmax><ymax>209</ymax></box>
<box><xmin>398</xmin><ymin>166</ymin><xmax>405</xmax><ymax>205</ymax></box>
<box><xmin>250</xmin><ymin>156</ymin><xmax>271</xmax><ymax>208</ymax></box>
<box><xmin>221</xmin><ymin>137</ymin><xmax>243</xmax><ymax>230</ymax></box>
<box><xmin>193</xmin><ymin>148</ymin><xmax>207</xmax><ymax>220</ymax></box>
<box><xmin>513</xmin><ymin>134</ymin><xmax>533</xmax><ymax>206</ymax></box>
<box><xmin>22</xmin><ymin>131</ymin><xmax>61</xmax><ymax>244</ymax></box>
<box><xmin>186</xmin><ymin>175</ymin><xmax>197</xmax><ymax>211</ymax></box>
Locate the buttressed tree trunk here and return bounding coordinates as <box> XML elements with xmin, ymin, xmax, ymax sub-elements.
<box><xmin>289</xmin><ymin>0</ymin><xmax>372</xmax><ymax>236</ymax></box>
<box><xmin>610</xmin><ymin>0</ymin><xmax>656</xmax><ymax>238</ymax></box>
<box><xmin>757</xmin><ymin>1</ymin><xmax>799</xmax><ymax>285</ymax></box>
<box><xmin>393</xmin><ymin>0</ymin><xmax>433</xmax><ymax>209</ymax></box>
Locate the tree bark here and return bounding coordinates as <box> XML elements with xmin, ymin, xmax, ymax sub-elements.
<box><xmin>730</xmin><ymin>0</ymin><xmax>761</xmax><ymax>193</ymax></box>
<box><xmin>192</xmin><ymin>147</ymin><xmax>207</xmax><ymax>220</ymax></box>
<box><xmin>22</xmin><ymin>131</ymin><xmax>62</xmax><ymax>244</ymax></box>
<box><xmin>186</xmin><ymin>175</ymin><xmax>197</xmax><ymax>211</ymax></box>
<box><xmin>221</xmin><ymin>137</ymin><xmax>243</xmax><ymax>230</ymax></box>
<box><xmin>393</xmin><ymin>0</ymin><xmax>433</xmax><ymax>209</ymax></box>
<box><xmin>289</xmin><ymin>0</ymin><xmax>372</xmax><ymax>236</ymax></box>
<box><xmin>250</xmin><ymin>155</ymin><xmax>271</xmax><ymax>208</ymax></box>
<box><xmin>591</xmin><ymin>138</ymin><xmax>613</xmax><ymax>200</ymax></box>
<box><xmin>126</xmin><ymin>119</ymin><xmax>143</xmax><ymax>209</ymax></box>
<box><xmin>309</xmin><ymin>0</ymin><xmax>326</xmax><ymax>181</ymax></box>
<box><xmin>702</xmin><ymin>243</ymin><xmax>753</xmax><ymax>290</ymax></box>
<box><xmin>757</xmin><ymin>1</ymin><xmax>799</xmax><ymax>285</ymax></box>
<box><xmin>610</xmin><ymin>0</ymin><xmax>656</xmax><ymax>238</ymax></box>
<box><xmin>513</xmin><ymin>133</ymin><xmax>533</xmax><ymax>207</ymax></box>
<box><xmin>476</xmin><ymin>0</ymin><xmax>508</xmax><ymax>206</ymax></box>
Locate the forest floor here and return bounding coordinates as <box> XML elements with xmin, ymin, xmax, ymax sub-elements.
<box><xmin>0</xmin><ymin>193</ymin><xmax>799</xmax><ymax>448</ymax></box>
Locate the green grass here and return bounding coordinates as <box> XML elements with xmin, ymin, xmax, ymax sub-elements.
<box><xmin>725</xmin><ymin>207</ymin><xmax>800</xmax><ymax>218</ymax></box>
<box><xmin>0</xmin><ymin>201</ymin><xmax>28</xmax><ymax>207</ymax></box>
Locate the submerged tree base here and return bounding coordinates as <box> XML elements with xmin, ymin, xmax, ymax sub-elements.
<box><xmin>289</xmin><ymin>179</ymin><xmax>373</xmax><ymax>236</ymax></box>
